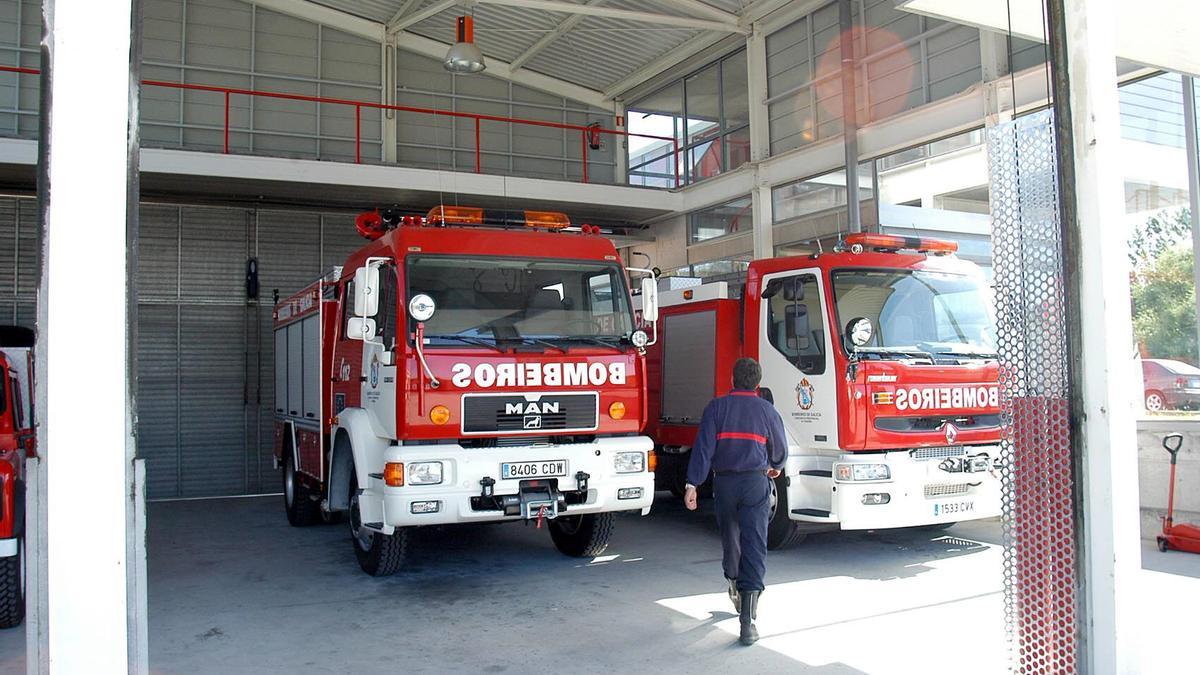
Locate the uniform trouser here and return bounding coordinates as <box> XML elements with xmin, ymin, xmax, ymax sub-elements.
<box><xmin>713</xmin><ymin>471</ymin><xmax>771</xmax><ymax>592</ymax></box>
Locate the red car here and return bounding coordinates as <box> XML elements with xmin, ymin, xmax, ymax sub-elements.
<box><xmin>1142</xmin><ymin>358</ymin><xmax>1200</xmax><ymax>411</ymax></box>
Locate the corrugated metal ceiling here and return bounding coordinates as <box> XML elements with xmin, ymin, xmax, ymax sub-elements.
<box><xmin>302</xmin><ymin>0</ymin><xmax>750</xmax><ymax>93</ymax></box>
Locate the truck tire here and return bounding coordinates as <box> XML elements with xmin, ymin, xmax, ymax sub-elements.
<box><xmin>767</xmin><ymin>476</ymin><xmax>806</xmax><ymax>550</ymax></box>
<box><xmin>348</xmin><ymin>473</ymin><xmax>409</xmax><ymax>576</ymax></box>
<box><xmin>548</xmin><ymin>512</ymin><xmax>614</xmax><ymax>557</ymax></box>
<box><xmin>283</xmin><ymin>449</ymin><xmax>319</xmax><ymax>527</ymax></box>
<box><xmin>0</xmin><ymin>540</ymin><xmax>24</xmax><ymax>629</ymax></box>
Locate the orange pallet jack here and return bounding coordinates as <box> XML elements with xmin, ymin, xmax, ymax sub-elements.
<box><xmin>1157</xmin><ymin>434</ymin><xmax>1200</xmax><ymax>554</ymax></box>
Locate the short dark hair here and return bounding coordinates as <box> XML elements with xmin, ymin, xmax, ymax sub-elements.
<box><xmin>733</xmin><ymin>357</ymin><xmax>762</xmax><ymax>390</ymax></box>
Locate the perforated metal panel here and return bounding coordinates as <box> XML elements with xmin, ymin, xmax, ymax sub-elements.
<box><xmin>987</xmin><ymin>109</ymin><xmax>1078</xmax><ymax>673</ymax></box>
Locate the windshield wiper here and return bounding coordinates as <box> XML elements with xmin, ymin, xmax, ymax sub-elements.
<box><xmin>854</xmin><ymin>346</ymin><xmax>937</xmax><ymax>362</ymax></box>
<box><xmin>423</xmin><ymin>334</ymin><xmax>505</xmax><ymax>353</ymax></box>
<box><xmin>515</xmin><ymin>336</ymin><xmax>568</xmax><ymax>353</ymax></box>
<box><xmin>556</xmin><ymin>336</ymin><xmax>626</xmax><ymax>352</ymax></box>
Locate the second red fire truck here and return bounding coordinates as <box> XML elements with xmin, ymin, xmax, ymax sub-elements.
<box><xmin>274</xmin><ymin>207</ymin><xmax>658</xmax><ymax>576</ymax></box>
<box><xmin>0</xmin><ymin>326</ymin><xmax>33</xmax><ymax>629</ymax></box>
<box><xmin>647</xmin><ymin>233</ymin><xmax>1002</xmax><ymax>548</ymax></box>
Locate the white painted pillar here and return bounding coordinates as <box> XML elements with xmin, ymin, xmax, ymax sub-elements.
<box><xmin>42</xmin><ymin>0</ymin><xmax>134</xmax><ymax>671</ymax></box>
<box><xmin>613</xmin><ymin>99</ymin><xmax>628</xmax><ymax>184</ymax></box>
<box><xmin>382</xmin><ymin>34</ymin><xmax>398</xmax><ymax>164</ymax></box>
<box><xmin>1053</xmin><ymin>0</ymin><xmax>1141</xmax><ymax>671</ymax></box>
<box><xmin>746</xmin><ymin>23</ymin><xmax>772</xmax><ymax>258</ymax></box>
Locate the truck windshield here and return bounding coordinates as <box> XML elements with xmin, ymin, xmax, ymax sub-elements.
<box><xmin>832</xmin><ymin>268</ymin><xmax>997</xmax><ymax>357</ymax></box>
<box><xmin>408</xmin><ymin>256</ymin><xmax>635</xmax><ymax>344</ymax></box>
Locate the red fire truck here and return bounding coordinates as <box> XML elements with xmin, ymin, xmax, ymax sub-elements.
<box><xmin>0</xmin><ymin>327</ymin><xmax>33</xmax><ymax>628</ymax></box>
<box><xmin>274</xmin><ymin>207</ymin><xmax>659</xmax><ymax>576</ymax></box>
<box><xmin>647</xmin><ymin>233</ymin><xmax>1001</xmax><ymax>548</ymax></box>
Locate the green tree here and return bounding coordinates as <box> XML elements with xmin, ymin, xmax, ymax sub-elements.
<box><xmin>1132</xmin><ymin>245</ymin><xmax>1196</xmax><ymax>361</ymax></box>
<box><xmin>1129</xmin><ymin>207</ymin><xmax>1191</xmax><ymax>272</ymax></box>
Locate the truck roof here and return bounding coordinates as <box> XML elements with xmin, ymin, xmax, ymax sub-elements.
<box><xmin>748</xmin><ymin>249</ymin><xmax>983</xmax><ymax>280</ymax></box>
<box><xmin>338</xmin><ymin>224</ymin><xmax>624</xmax><ymax>279</ymax></box>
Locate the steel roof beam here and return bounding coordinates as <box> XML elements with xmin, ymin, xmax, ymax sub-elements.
<box><xmin>509</xmin><ymin>0</ymin><xmax>606</xmax><ymax>72</ymax></box>
<box><xmin>389</xmin><ymin>0</ymin><xmax>461</xmax><ymax>33</ymax></box>
<box><xmin>472</xmin><ymin>0</ymin><xmax>749</xmax><ymax>34</ymax></box>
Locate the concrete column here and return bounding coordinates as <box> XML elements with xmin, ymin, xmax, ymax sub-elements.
<box><xmin>750</xmin><ymin>179</ymin><xmax>773</xmax><ymax>259</ymax></box>
<box><xmin>613</xmin><ymin>99</ymin><xmax>628</xmax><ymax>184</ymax></box>
<box><xmin>746</xmin><ymin>24</ymin><xmax>772</xmax><ymax>258</ymax></box>
<box><xmin>979</xmin><ymin>29</ymin><xmax>1014</xmax><ymax>128</ymax></box>
<box><xmin>1048</xmin><ymin>0</ymin><xmax>1141</xmax><ymax>671</ymax></box>
<box><xmin>41</xmin><ymin>0</ymin><xmax>135</xmax><ymax>672</ymax></box>
<box><xmin>746</xmin><ymin>24</ymin><xmax>770</xmax><ymax>163</ymax></box>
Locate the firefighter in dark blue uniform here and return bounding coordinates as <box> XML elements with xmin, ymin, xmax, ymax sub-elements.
<box><xmin>684</xmin><ymin>357</ymin><xmax>787</xmax><ymax>646</ymax></box>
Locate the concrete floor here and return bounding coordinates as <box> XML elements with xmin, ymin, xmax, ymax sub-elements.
<box><xmin>1</xmin><ymin>495</ymin><xmax>1197</xmax><ymax>673</ymax></box>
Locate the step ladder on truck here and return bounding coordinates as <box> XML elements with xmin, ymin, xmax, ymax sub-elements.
<box><xmin>645</xmin><ymin>233</ymin><xmax>1003</xmax><ymax>548</ymax></box>
<box><xmin>273</xmin><ymin>206</ymin><xmax>660</xmax><ymax>575</ymax></box>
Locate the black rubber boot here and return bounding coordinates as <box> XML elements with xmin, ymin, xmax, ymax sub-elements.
<box><xmin>739</xmin><ymin>591</ymin><xmax>760</xmax><ymax>646</ymax></box>
<box><xmin>727</xmin><ymin>578</ymin><xmax>740</xmax><ymax>612</ymax></box>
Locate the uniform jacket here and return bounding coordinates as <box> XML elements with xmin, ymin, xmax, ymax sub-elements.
<box><xmin>686</xmin><ymin>389</ymin><xmax>789</xmax><ymax>487</ymax></box>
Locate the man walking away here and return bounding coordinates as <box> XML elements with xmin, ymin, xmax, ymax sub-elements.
<box><xmin>684</xmin><ymin>357</ymin><xmax>788</xmax><ymax>646</ymax></box>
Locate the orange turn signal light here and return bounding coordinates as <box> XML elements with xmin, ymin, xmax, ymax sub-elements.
<box><xmin>430</xmin><ymin>405</ymin><xmax>451</xmax><ymax>425</ymax></box>
<box><xmin>648</xmin><ymin>450</ymin><xmax>658</xmax><ymax>473</ymax></box>
<box><xmin>426</xmin><ymin>205</ymin><xmax>484</xmax><ymax>226</ymax></box>
<box><xmin>524</xmin><ymin>210</ymin><xmax>571</xmax><ymax>229</ymax></box>
<box><xmin>608</xmin><ymin>401</ymin><xmax>626</xmax><ymax>420</ymax></box>
<box><xmin>384</xmin><ymin>462</ymin><xmax>405</xmax><ymax>487</ymax></box>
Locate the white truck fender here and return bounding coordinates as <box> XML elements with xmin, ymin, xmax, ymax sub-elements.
<box><xmin>332</xmin><ymin>407</ymin><xmax>391</xmax><ymax>490</ymax></box>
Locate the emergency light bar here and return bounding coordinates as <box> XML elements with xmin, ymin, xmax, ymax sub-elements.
<box><xmin>843</xmin><ymin>233</ymin><xmax>958</xmax><ymax>255</ymax></box>
<box><xmin>425</xmin><ymin>206</ymin><xmax>572</xmax><ymax>230</ymax></box>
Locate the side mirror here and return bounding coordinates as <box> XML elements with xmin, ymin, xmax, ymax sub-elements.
<box><xmin>346</xmin><ymin>317</ymin><xmax>377</xmax><ymax>342</ymax></box>
<box><xmin>786</xmin><ymin>304</ymin><xmax>811</xmax><ymax>350</ymax></box>
<box><xmin>354</xmin><ymin>265</ymin><xmax>380</xmax><ymax>317</ymax></box>
<box><xmin>640</xmin><ymin>277</ymin><xmax>659</xmax><ymax>322</ymax></box>
<box><xmin>784</xmin><ymin>277</ymin><xmax>805</xmax><ymax>302</ymax></box>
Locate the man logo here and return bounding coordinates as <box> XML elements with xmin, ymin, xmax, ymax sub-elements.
<box><xmin>506</xmin><ymin>401</ymin><xmax>560</xmax><ymax>415</ymax></box>
<box><xmin>524</xmin><ymin>415</ymin><xmax>543</xmax><ymax>430</ymax></box>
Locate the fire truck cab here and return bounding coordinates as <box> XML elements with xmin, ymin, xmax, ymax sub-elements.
<box><xmin>647</xmin><ymin>234</ymin><xmax>1002</xmax><ymax>548</ymax></box>
<box><xmin>274</xmin><ymin>207</ymin><xmax>658</xmax><ymax>576</ymax></box>
<box><xmin>0</xmin><ymin>326</ymin><xmax>33</xmax><ymax>629</ymax></box>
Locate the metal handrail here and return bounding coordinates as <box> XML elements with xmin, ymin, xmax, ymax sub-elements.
<box><xmin>0</xmin><ymin>64</ymin><xmax>680</xmax><ymax>187</ymax></box>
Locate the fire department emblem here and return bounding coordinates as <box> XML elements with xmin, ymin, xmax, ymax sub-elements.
<box><xmin>369</xmin><ymin>355</ymin><xmax>380</xmax><ymax>389</ymax></box>
<box><xmin>796</xmin><ymin>378</ymin><xmax>815</xmax><ymax>411</ymax></box>
<box><xmin>943</xmin><ymin>422</ymin><xmax>959</xmax><ymax>445</ymax></box>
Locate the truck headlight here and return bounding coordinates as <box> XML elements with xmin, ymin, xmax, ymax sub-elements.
<box><xmin>407</xmin><ymin>461</ymin><xmax>443</xmax><ymax>485</ymax></box>
<box><xmin>614</xmin><ymin>451</ymin><xmax>645</xmax><ymax>473</ymax></box>
<box><xmin>834</xmin><ymin>463</ymin><xmax>890</xmax><ymax>481</ymax></box>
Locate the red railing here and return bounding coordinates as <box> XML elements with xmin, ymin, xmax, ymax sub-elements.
<box><xmin>0</xmin><ymin>64</ymin><xmax>681</xmax><ymax>187</ymax></box>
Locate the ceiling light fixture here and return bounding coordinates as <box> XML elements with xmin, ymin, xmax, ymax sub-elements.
<box><xmin>444</xmin><ymin>16</ymin><xmax>486</xmax><ymax>74</ymax></box>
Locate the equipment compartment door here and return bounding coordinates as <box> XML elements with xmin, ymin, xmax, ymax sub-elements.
<box><xmin>758</xmin><ymin>270</ymin><xmax>838</xmax><ymax>450</ymax></box>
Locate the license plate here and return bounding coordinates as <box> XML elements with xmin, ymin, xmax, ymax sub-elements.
<box><xmin>933</xmin><ymin>500</ymin><xmax>975</xmax><ymax>517</ymax></box>
<box><xmin>501</xmin><ymin>460</ymin><xmax>567</xmax><ymax>480</ymax></box>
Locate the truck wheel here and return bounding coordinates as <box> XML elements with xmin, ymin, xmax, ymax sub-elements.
<box><xmin>283</xmin><ymin>449</ymin><xmax>319</xmax><ymax>527</ymax></box>
<box><xmin>0</xmin><ymin>539</ymin><xmax>24</xmax><ymax>629</ymax></box>
<box><xmin>767</xmin><ymin>476</ymin><xmax>806</xmax><ymax>550</ymax></box>
<box><xmin>348</xmin><ymin>473</ymin><xmax>408</xmax><ymax>576</ymax></box>
<box><xmin>549</xmin><ymin>512</ymin><xmax>614</xmax><ymax>557</ymax></box>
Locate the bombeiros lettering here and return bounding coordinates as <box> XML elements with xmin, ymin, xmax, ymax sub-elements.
<box><xmin>893</xmin><ymin>386</ymin><xmax>999</xmax><ymax>411</ymax></box>
<box><xmin>451</xmin><ymin>362</ymin><xmax>627</xmax><ymax>388</ymax></box>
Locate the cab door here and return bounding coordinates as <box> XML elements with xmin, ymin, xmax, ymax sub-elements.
<box><xmin>757</xmin><ymin>270</ymin><xmax>838</xmax><ymax>451</ymax></box>
<box><xmin>360</xmin><ymin>262</ymin><xmax>398</xmax><ymax>440</ymax></box>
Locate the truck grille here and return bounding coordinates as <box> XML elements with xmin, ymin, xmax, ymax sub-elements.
<box><xmin>461</xmin><ymin>393</ymin><xmax>598</xmax><ymax>434</ymax></box>
<box><xmin>924</xmin><ymin>483</ymin><xmax>972</xmax><ymax>499</ymax></box>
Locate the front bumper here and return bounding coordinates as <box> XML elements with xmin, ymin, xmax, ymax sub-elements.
<box><xmin>373</xmin><ymin>436</ymin><xmax>655</xmax><ymax>528</ymax></box>
<box><xmin>0</xmin><ymin>537</ymin><xmax>16</xmax><ymax>557</ymax></box>
<box><xmin>830</xmin><ymin>446</ymin><xmax>1002</xmax><ymax>530</ymax></box>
